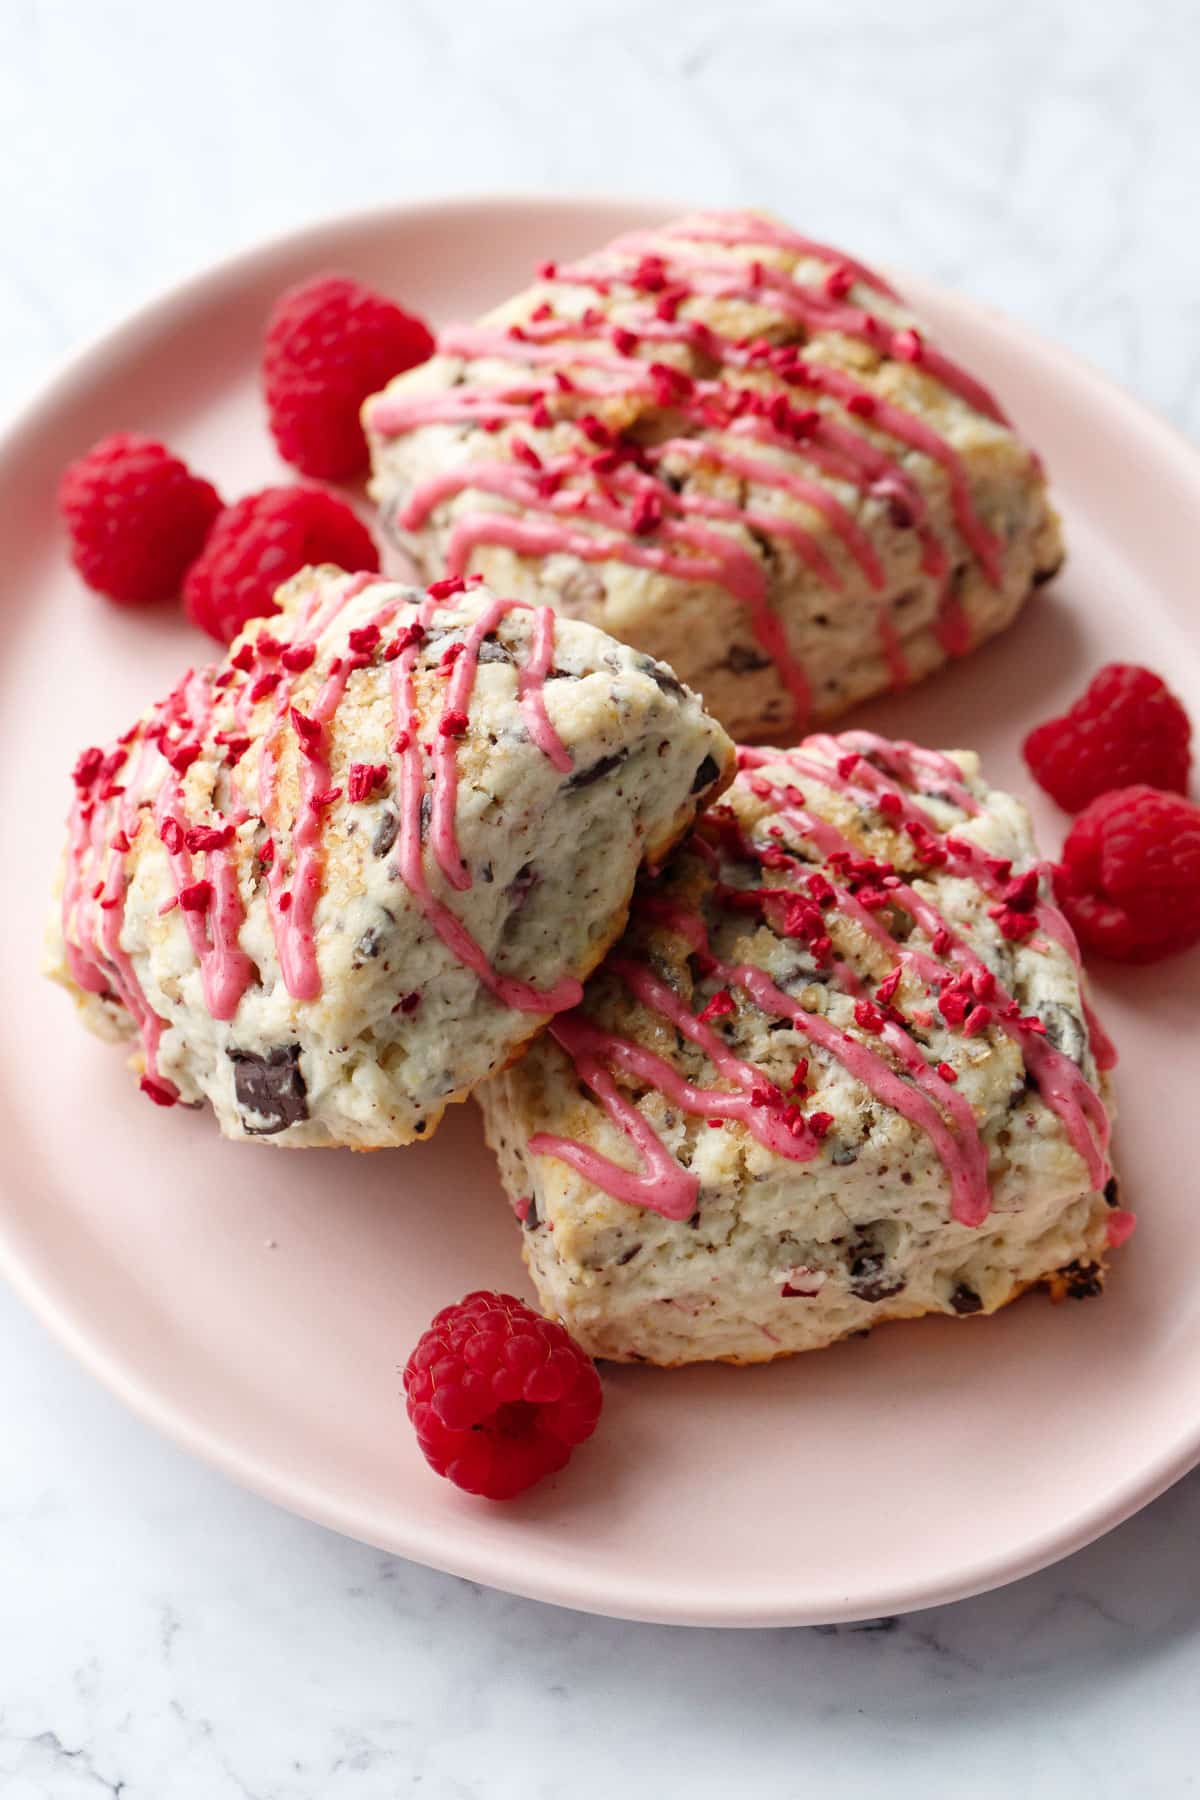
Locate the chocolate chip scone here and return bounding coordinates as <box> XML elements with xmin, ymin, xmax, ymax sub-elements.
<box><xmin>47</xmin><ymin>567</ymin><xmax>733</xmax><ymax>1148</ymax></box>
<box><xmin>477</xmin><ymin>731</ymin><xmax>1127</xmax><ymax>1364</ymax></box>
<box><xmin>366</xmin><ymin>210</ymin><xmax>1062</xmax><ymax>743</ymax></box>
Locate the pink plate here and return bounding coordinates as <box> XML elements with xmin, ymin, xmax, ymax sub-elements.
<box><xmin>3</xmin><ymin>195</ymin><xmax>1199</xmax><ymax>1627</ymax></box>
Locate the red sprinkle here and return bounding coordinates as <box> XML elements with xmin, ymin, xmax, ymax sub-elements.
<box><xmin>510</xmin><ymin>437</ymin><xmax>543</xmax><ymax>470</ymax></box>
<box><xmin>348</xmin><ymin>623</ymin><xmax>381</xmax><ymax>655</ymax></box>
<box><xmin>140</xmin><ymin>1076</ymin><xmax>177</xmax><ymax>1107</ymax></box>
<box><xmin>249</xmin><ymin>670</ymin><xmax>282</xmax><ymax>703</ymax></box>
<box><xmin>178</xmin><ymin>880</ymin><xmax>212</xmax><ymax>912</ymax></box>
<box><xmin>846</xmin><ymin>394</ymin><xmax>876</xmax><ymax>419</ymax></box>
<box><xmin>72</xmin><ymin>746</ymin><xmax>105</xmax><ymax>788</ymax></box>
<box><xmin>290</xmin><ymin>708</ymin><xmax>323</xmax><ymax>754</ymax></box>
<box><xmin>280</xmin><ymin>643</ymin><xmax>317</xmax><ymax>673</ymax></box>
<box><xmin>875</xmin><ymin>966</ymin><xmax>903</xmax><ymax>1005</ymax></box>
<box><xmin>439</xmin><ymin>708</ymin><xmax>469</xmax><ymax>739</ymax></box>
<box><xmin>428</xmin><ymin>576</ymin><xmax>465</xmax><ymax>601</ymax></box>
<box><xmin>162</xmin><ymin>739</ymin><xmax>202</xmax><ymax>775</ymax></box>
<box><xmin>808</xmin><ymin>1111</ymin><xmax>834</xmax><ymax>1139</ymax></box>
<box><xmin>854</xmin><ymin>999</ymin><xmax>886</xmax><ymax>1034</ymax></box>
<box><xmin>697</xmin><ymin>990</ymin><xmax>736</xmax><ymax>1023</ymax></box>
<box><xmin>347</xmin><ymin>762</ymin><xmax>388</xmax><ymax>803</ymax></box>
<box><xmin>990</xmin><ymin>905</ymin><xmax>1039</xmax><ymax>942</ymax></box>
<box><xmin>963</xmin><ymin>1005</ymin><xmax>993</xmax><ymax>1038</ymax></box>
<box><xmin>184</xmin><ymin>824</ymin><xmax>235</xmax><ymax>853</ymax></box>
<box><xmin>631</xmin><ymin>491</ymin><xmax>663</xmax><ymax>536</ymax></box>
<box><xmin>893</xmin><ymin>328</ymin><xmax>924</xmax><ymax>363</ymax></box>
<box><xmin>278</xmin><ymin>890</ymin><xmax>293</xmax><ymax>913</ymax></box>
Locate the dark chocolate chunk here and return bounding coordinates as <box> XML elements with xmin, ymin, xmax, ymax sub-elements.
<box><xmin>615</xmin><ymin>1243</ymin><xmax>642</xmax><ymax>1266</ymax></box>
<box><xmin>691</xmin><ymin>753</ymin><xmax>720</xmax><ymax>794</ymax></box>
<box><xmin>355</xmin><ymin>926</ymin><xmax>384</xmax><ymax>960</ymax></box>
<box><xmin>1104</xmin><ymin>1175</ymin><xmax>1120</xmax><ymax>1208</ymax></box>
<box><xmin>849</xmin><ymin>1251</ymin><xmax>905</xmax><ymax>1305</ymax></box>
<box><xmin>950</xmin><ymin>1283</ymin><xmax>983</xmax><ymax>1315</ymax></box>
<box><xmin>1042</xmin><ymin>1000</ymin><xmax>1086</xmax><ymax>1068</ymax></box>
<box><xmin>477</xmin><ymin>637</ymin><xmax>514</xmax><ymax>665</ymax></box>
<box><xmin>372</xmin><ymin>808</ymin><xmax>399</xmax><ymax>858</ymax></box>
<box><xmin>637</xmin><ymin>654</ymin><xmax>685</xmax><ymax>698</ymax></box>
<box><xmin>830</xmin><ymin>1143</ymin><xmax>859</xmax><ymax>1166</ymax></box>
<box><xmin>523</xmin><ymin>1193</ymin><xmax>541</xmax><ymax>1231</ymax></box>
<box><xmin>419</xmin><ymin>792</ymin><xmax>432</xmax><ymax>840</ymax></box>
<box><xmin>230</xmin><ymin>1044</ymin><xmax>308</xmax><ymax>1135</ymax></box>
<box><xmin>568</xmin><ymin>750</ymin><xmax>627</xmax><ymax>790</ymax></box>
<box><xmin>505</xmin><ymin>863</ymin><xmax>539</xmax><ymax>911</ymax></box>
<box><xmin>726</xmin><ymin>644</ymin><xmax>771</xmax><ymax>674</ymax></box>
<box><xmin>1059</xmin><ymin>1259</ymin><xmax>1104</xmax><ymax>1301</ymax></box>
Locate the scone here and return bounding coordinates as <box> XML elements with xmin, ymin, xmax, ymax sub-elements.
<box><xmin>477</xmin><ymin>731</ymin><xmax>1126</xmax><ymax>1364</ymax></box>
<box><xmin>365</xmin><ymin>209</ymin><xmax>1062</xmax><ymax>743</ymax></box>
<box><xmin>48</xmin><ymin>567</ymin><xmax>733</xmax><ymax>1148</ymax></box>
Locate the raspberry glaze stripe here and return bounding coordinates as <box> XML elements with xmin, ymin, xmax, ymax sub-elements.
<box><xmin>527</xmin><ymin>736</ymin><xmax>1112</xmax><ymax>1225</ymax></box>
<box><xmin>367</xmin><ymin>211</ymin><xmax>1032</xmax><ymax>725</ymax></box>
<box><xmin>60</xmin><ymin>574</ymin><xmax>582</xmax><ymax>1104</ymax></box>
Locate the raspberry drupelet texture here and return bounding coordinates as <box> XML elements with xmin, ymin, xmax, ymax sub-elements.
<box><xmin>59</xmin><ymin>432</ymin><xmax>221</xmax><ymax>606</ymax></box>
<box><xmin>403</xmin><ymin>1292</ymin><xmax>603</xmax><ymax>1499</ymax></box>
<box><xmin>1055</xmin><ymin>783</ymin><xmax>1200</xmax><ymax>963</ymax></box>
<box><xmin>1024</xmin><ymin>663</ymin><xmax>1191</xmax><ymax>812</ymax></box>
<box><xmin>182</xmin><ymin>485</ymin><xmax>378</xmax><ymax>642</ymax></box>
<box><xmin>264</xmin><ymin>274</ymin><xmax>435</xmax><ymax>480</ymax></box>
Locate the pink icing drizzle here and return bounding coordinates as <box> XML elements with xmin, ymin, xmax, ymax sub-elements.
<box><xmin>367</xmin><ymin>212</ymin><xmax>1032</xmax><ymax>730</ymax></box>
<box><xmin>389</xmin><ymin>588</ymin><xmax>582</xmax><ymax>1014</ymax></box>
<box><xmin>529</xmin><ymin>735</ymin><xmax>1113</xmax><ymax>1225</ymax></box>
<box><xmin>60</xmin><ymin>576</ymin><xmax>586</xmax><ymax>1100</ymax></box>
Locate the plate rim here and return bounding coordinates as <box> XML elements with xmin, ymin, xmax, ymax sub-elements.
<box><xmin>4</xmin><ymin>190</ymin><xmax>1199</xmax><ymax>1629</ymax></box>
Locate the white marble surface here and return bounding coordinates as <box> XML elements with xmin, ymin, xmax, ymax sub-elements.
<box><xmin>4</xmin><ymin>0</ymin><xmax>1200</xmax><ymax>1793</ymax></box>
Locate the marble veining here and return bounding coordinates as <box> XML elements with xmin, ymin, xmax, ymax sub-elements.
<box><xmin>3</xmin><ymin>0</ymin><xmax>1200</xmax><ymax>1793</ymax></box>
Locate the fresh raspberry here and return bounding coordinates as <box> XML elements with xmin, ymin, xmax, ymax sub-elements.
<box><xmin>183</xmin><ymin>486</ymin><xmax>378</xmax><ymax>643</ymax></box>
<box><xmin>59</xmin><ymin>433</ymin><xmax>221</xmax><ymax>606</ymax></box>
<box><xmin>263</xmin><ymin>274</ymin><xmax>435</xmax><ymax>479</ymax></box>
<box><xmin>403</xmin><ymin>1291</ymin><xmax>603</xmax><ymax>1500</ymax></box>
<box><xmin>1024</xmin><ymin>663</ymin><xmax>1191</xmax><ymax>811</ymax></box>
<box><xmin>1054</xmin><ymin>784</ymin><xmax>1200</xmax><ymax>963</ymax></box>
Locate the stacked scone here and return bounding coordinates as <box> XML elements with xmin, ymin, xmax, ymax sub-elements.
<box><xmin>49</xmin><ymin>209</ymin><xmax>1125</xmax><ymax>1368</ymax></box>
<box><xmin>479</xmin><ymin>734</ymin><xmax>1119</xmax><ymax>1363</ymax></box>
<box><xmin>49</xmin><ymin>568</ymin><xmax>734</xmax><ymax>1146</ymax></box>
